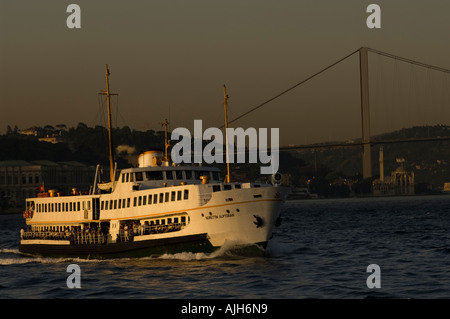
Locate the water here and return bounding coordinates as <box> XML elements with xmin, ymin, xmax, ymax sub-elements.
<box><xmin>1</xmin><ymin>195</ymin><xmax>450</xmax><ymax>299</ymax></box>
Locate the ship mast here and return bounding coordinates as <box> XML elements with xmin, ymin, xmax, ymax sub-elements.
<box><xmin>161</xmin><ymin>119</ymin><xmax>170</xmax><ymax>162</ymax></box>
<box><xmin>100</xmin><ymin>64</ymin><xmax>116</xmax><ymax>182</ymax></box>
<box><xmin>223</xmin><ymin>85</ymin><xmax>231</xmax><ymax>183</ymax></box>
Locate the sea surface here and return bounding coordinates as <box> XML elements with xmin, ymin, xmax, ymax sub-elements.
<box><xmin>1</xmin><ymin>195</ymin><xmax>450</xmax><ymax>299</ymax></box>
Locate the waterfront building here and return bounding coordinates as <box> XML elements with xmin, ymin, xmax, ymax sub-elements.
<box><xmin>0</xmin><ymin>160</ymin><xmax>96</xmax><ymax>208</ymax></box>
<box><xmin>443</xmin><ymin>183</ymin><xmax>450</xmax><ymax>192</ymax></box>
<box><xmin>373</xmin><ymin>152</ymin><xmax>415</xmax><ymax>196</ymax></box>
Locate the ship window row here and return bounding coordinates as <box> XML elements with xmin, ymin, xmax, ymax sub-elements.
<box><xmin>101</xmin><ymin>190</ymin><xmax>189</xmax><ymax>211</ymax></box>
<box><xmin>147</xmin><ymin>216</ymin><xmax>187</xmax><ymax>226</ymax></box>
<box><xmin>212</xmin><ymin>183</ymin><xmax>242</xmax><ymax>192</ymax></box>
<box><xmin>31</xmin><ymin>225</ymin><xmax>69</xmax><ymax>232</ymax></box>
<box><xmin>121</xmin><ymin>170</ymin><xmax>220</xmax><ymax>183</ymax></box>
<box><xmin>36</xmin><ymin>201</ymin><xmax>91</xmax><ymax>213</ymax></box>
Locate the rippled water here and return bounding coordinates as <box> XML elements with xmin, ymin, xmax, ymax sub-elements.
<box><xmin>1</xmin><ymin>195</ymin><xmax>450</xmax><ymax>299</ymax></box>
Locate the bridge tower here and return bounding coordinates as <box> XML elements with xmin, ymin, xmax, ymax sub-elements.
<box><xmin>360</xmin><ymin>47</ymin><xmax>372</xmax><ymax>179</ymax></box>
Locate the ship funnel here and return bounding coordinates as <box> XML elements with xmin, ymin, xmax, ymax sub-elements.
<box><xmin>138</xmin><ymin>150</ymin><xmax>164</xmax><ymax>167</ymax></box>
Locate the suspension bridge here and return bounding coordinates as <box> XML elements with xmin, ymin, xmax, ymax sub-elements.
<box><xmin>223</xmin><ymin>47</ymin><xmax>450</xmax><ymax>179</ymax></box>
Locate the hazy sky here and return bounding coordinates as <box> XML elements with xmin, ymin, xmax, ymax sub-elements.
<box><xmin>1</xmin><ymin>1</ymin><xmax>449</xmax><ymax>145</ymax></box>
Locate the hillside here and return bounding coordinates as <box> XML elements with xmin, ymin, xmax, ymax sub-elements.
<box><xmin>1</xmin><ymin>124</ymin><xmax>450</xmax><ymax>193</ymax></box>
<box><xmin>0</xmin><ymin>123</ymin><xmax>166</xmax><ymax>168</ymax></box>
<box><xmin>289</xmin><ymin>125</ymin><xmax>450</xmax><ymax>191</ymax></box>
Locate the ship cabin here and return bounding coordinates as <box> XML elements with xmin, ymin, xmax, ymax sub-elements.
<box><xmin>116</xmin><ymin>165</ymin><xmax>221</xmax><ymax>190</ymax></box>
<box><xmin>112</xmin><ymin>150</ymin><xmax>222</xmax><ymax>192</ymax></box>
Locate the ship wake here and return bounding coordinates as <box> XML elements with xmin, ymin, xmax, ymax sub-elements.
<box><xmin>157</xmin><ymin>240</ymin><xmax>266</xmax><ymax>261</ymax></box>
<box><xmin>0</xmin><ymin>248</ymin><xmax>75</xmax><ymax>265</ymax></box>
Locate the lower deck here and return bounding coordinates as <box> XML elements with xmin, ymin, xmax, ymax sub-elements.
<box><xmin>19</xmin><ymin>233</ymin><xmax>213</xmax><ymax>259</ymax></box>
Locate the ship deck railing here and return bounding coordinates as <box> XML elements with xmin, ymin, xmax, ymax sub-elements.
<box><xmin>21</xmin><ymin>231</ymin><xmax>107</xmax><ymax>245</ymax></box>
<box><xmin>72</xmin><ymin>233</ymin><xmax>107</xmax><ymax>245</ymax></box>
<box><xmin>21</xmin><ymin>222</ymin><xmax>187</xmax><ymax>244</ymax></box>
<box><xmin>117</xmin><ymin>222</ymin><xmax>187</xmax><ymax>242</ymax></box>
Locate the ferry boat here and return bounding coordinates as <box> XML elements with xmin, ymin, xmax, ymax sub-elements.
<box><xmin>18</xmin><ymin>66</ymin><xmax>288</xmax><ymax>259</ymax></box>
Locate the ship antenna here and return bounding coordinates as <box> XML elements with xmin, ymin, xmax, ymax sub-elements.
<box><xmin>223</xmin><ymin>85</ymin><xmax>231</xmax><ymax>183</ymax></box>
<box><xmin>99</xmin><ymin>64</ymin><xmax>117</xmax><ymax>182</ymax></box>
<box><xmin>161</xmin><ymin>118</ymin><xmax>170</xmax><ymax>162</ymax></box>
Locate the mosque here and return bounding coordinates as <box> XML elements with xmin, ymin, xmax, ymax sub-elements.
<box><xmin>372</xmin><ymin>147</ymin><xmax>415</xmax><ymax>196</ymax></box>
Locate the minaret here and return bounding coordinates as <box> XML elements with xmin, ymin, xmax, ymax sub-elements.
<box><xmin>379</xmin><ymin>146</ymin><xmax>384</xmax><ymax>182</ymax></box>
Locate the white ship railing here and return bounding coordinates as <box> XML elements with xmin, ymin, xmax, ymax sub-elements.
<box><xmin>117</xmin><ymin>222</ymin><xmax>187</xmax><ymax>242</ymax></box>
<box><xmin>21</xmin><ymin>231</ymin><xmax>107</xmax><ymax>245</ymax></box>
<box><xmin>21</xmin><ymin>222</ymin><xmax>188</xmax><ymax>244</ymax></box>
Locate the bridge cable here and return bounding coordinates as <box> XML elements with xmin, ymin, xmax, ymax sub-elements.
<box><xmin>220</xmin><ymin>48</ymin><xmax>360</xmax><ymax>128</ymax></box>
<box><xmin>208</xmin><ymin>47</ymin><xmax>450</xmax><ymax>152</ymax></box>
<box><xmin>367</xmin><ymin>48</ymin><xmax>450</xmax><ymax>74</ymax></box>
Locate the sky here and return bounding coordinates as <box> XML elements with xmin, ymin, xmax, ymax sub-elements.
<box><xmin>1</xmin><ymin>0</ymin><xmax>449</xmax><ymax>146</ymax></box>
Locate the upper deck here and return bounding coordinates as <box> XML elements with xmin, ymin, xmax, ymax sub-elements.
<box><xmin>115</xmin><ymin>165</ymin><xmax>221</xmax><ymax>191</ymax></box>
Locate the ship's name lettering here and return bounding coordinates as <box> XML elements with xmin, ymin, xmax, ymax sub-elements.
<box><xmin>206</xmin><ymin>213</ymin><xmax>235</xmax><ymax>220</ymax></box>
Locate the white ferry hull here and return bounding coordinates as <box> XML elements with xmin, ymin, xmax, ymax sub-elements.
<box><xmin>19</xmin><ymin>185</ymin><xmax>287</xmax><ymax>259</ymax></box>
<box><xmin>189</xmin><ymin>188</ymin><xmax>284</xmax><ymax>248</ymax></box>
